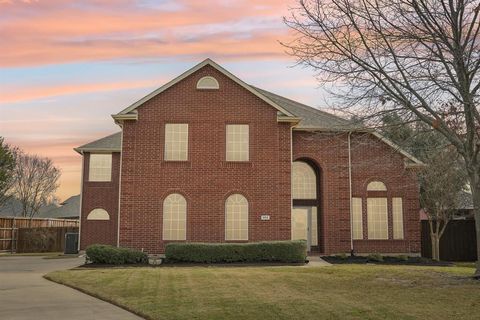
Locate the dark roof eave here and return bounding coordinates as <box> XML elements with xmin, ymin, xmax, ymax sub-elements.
<box><xmin>74</xmin><ymin>147</ymin><xmax>121</xmax><ymax>154</ymax></box>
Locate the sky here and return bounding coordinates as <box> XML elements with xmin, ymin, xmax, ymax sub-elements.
<box><xmin>0</xmin><ymin>0</ymin><xmax>331</xmax><ymax>201</ymax></box>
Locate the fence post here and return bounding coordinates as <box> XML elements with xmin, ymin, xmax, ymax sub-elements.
<box><xmin>11</xmin><ymin>217</ymin><xmax>16</xmax><ymax>253</ymax></box>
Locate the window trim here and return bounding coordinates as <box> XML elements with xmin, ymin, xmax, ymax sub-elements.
<box><xmin>164</xmin><ymin>123</ymin><xmax>189</xmax><ymax>162</ymax></box>
<box><xmin>367</xmin><ymin>197</ymin><xmax>389</xmax><ymax>240</ymax></box>
<box><xmin>225</xmin><ymin>193</ymin><xmax>249</xmax><ymax>241</ymax></box>
<box><xmin>392</xmin><ymin>197</ymin><xmax>404</xmax><ymax>240</ymax></box>
<box><xmin>225</xmin><ymin>124</ymin><xmax>250</xmax><ymax>162</ymax></box>
<box><xmin>352</xmin><ymin>197</ymin><xmax>363</xmax><ymax>240</ymax></box>
<box><xmin>162</xmin><ymin>193</ymin><xmax>187</xmax><ymax>241</ymax></box>
<box><xmin>88</xmin><ymin>153</ymin><xmax>112</xmax><ymax>182</ymax></box>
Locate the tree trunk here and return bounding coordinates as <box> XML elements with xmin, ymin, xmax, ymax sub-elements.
<box><xmin>471</xmin><ymin>183</ymin><xmax>480</xmax><ymax>278</ymax></box>
<box><xmin>430</xmin><ymin>232</ymin><xmax>440</xmax><ymax>261</ymax></box>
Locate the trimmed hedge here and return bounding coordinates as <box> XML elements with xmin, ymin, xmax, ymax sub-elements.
<box><xmin>165</xmin><ymin>240</ymin><xmax>307</xmax><ymax>263</ymax></box>
<box><xmin>85</xmin><ymin>244</ymin><xmax>148</xmax><ymax>265</ymax></box>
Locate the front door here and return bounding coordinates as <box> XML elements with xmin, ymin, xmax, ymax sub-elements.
<box><xmin>291</xmin><ymin>207</ymin><xmax>313</xmax><ymax>251</ymax></box>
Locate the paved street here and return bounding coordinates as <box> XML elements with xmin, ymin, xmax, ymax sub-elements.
<box><xmin>0</xmin><ymin>255</ymin><xmax>141</xmax><ymax>320</ymax></box>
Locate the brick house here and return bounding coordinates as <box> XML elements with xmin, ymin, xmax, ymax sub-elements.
<box><xmin>75</xmin><ymin>59</ymin><xmax>423</xmax><ymax>255</ymax></box>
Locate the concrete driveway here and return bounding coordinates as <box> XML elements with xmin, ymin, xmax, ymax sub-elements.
<box><xmin>0</xmin><ymin>255</ymin><xmax>141</xmax><ymax>320</ymax></box>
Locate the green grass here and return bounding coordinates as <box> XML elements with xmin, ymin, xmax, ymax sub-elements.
<box><xmin>46</xmin><ymin>265</ymin><xmax>479</xmax><ymax>320</ymax></box>
<box><xmin>0</xmin><ymin>252</ymin><xmax>63</xmax><ymax>257</ymax></box>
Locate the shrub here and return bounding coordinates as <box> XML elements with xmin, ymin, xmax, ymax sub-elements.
<box><xmin>86</xmin><ymin>244</ymin><xmax>148</xmax><ymax>265</ymax></box>
<box><xmin>165</xmin><ymin>241</ymin><xmax>307</xmax><ymax>264</ymax></box>
<box><xmin>367</xmin><ymin>253</ymin><xmax>384</xmax><ymax>262</ymax></box>
<box><xmin>335</xmin><ymin>253</ymin><xmax>348</xmax><ymax>260</ymax></box>
<box><xmin>397</xmin><ymin>255</ymin><xmax>409</xmax><ymax>262</ymax></box>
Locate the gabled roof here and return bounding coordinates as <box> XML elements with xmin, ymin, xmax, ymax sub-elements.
<box><xmin>75</xmin><ymin>59</ymin><xmax>423</xmax><ymax>166</ymax></box>
<box><xmin>37</xmin><ymin>195</ymin><xmax>80</xmax><ymax>219</ymax></box>
<box><xmin>113</xmin><ymin>58</ymin><xmax>296</xmax><ymax>119</ymax></box>
<box><xmin>74</xmin><ymin>132</ymin><xmax>121</xmax><ymax>153</ymax></box>
<box><xmin>252</xmin><ymin>87</ymin><xmax>358</xmax><ymax>131</ymax></box>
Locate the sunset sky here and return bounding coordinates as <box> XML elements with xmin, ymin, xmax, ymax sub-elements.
<box><xmin>0</xmin><ymin>0</ymin><xmax>331</xmax><ymax>201</ymax></box>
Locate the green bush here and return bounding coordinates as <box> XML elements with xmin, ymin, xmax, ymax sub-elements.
<box><xmin>335</xmin><ymin>253</ymin><xmax>348</xmax><ymax>260</ymax></box>
<box><xmin>397</xmin><ymin>255</ymin><xmax>409</xmax><ymax>261</ymax></box>
<box><xmin>367</xmin><ymin>253</ymin><xmax>384</xmax><ymax>262</ymax></box>
<box><xmin>165</xmin><ymin>241</ymin><xmax>307</xmax><ymax>264</ymax></box>
<box><xmin>85</xmin><ymin>244</ymin><xmax>148</xmax><ymax>265</ymax></box>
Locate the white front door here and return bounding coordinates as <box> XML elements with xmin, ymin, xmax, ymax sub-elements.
<box><xmin>292</xmin><ymin>207</ymin><xmax>312</xmax><ymax>251</ymax></box>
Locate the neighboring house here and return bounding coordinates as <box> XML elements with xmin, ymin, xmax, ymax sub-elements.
<box><xmin>37</xmin><ymin>195</ymin><xmax>80</xmax><ymax>220</ymax></box>
<box><xmin>0</xmin><ymin>198</ymin><xmax>59</xmax><ymax>218</ymax></box>
<box><xmin>75</xmin><ymin>59</ymin><xmax>423</xmax><ymax>255</ymax></box>
<box><xmin>420</xmin><ymin>190</ymin><xmax>474</xmax><ymax>221</ymax></box>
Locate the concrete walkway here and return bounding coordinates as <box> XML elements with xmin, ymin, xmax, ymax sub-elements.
<box><xmin>0</xmin><ymin>255</ymin><xmax>142</xmax><ymax>320</ymax></box>
<box><xmin>306</xmin><ymin>256</ymin><xmax>332</xmax><ymax>267</ymax></box>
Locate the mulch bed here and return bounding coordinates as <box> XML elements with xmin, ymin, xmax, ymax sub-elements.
<box><xmin>322</xmin><ymin>255</ymin><xmax>453</xmax><ymax>266</ymax></box>
<box><xmin>76</xmin><ymin>261</ymin><xmax>307</xmax><ymax>269</ymax></box>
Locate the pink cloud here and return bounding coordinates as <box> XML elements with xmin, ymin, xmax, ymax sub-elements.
<box><xmin>1</xmin><ymin>0</ymin><xmax>294</xmax><ymax>67</ymax></box>
<box><xmin>0</xmin><ymin>79</ymin><xmax>162</xmax><ymax>103</ymax></box>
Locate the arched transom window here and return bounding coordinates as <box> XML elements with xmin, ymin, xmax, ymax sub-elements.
<box><xmin>87</xmin><ymin>208</ymin><xmax>110</xmax><ymax>220</ymax></box>
<box><xmin>292</xmin><ymin>161</ymin><xmax>317</xmax><ymax>199</ymax></box>
<box><xmin>225</xmin><ymin>194</ymin><xmax>248</xmax><ymax>240</ymax></box>
<box><xmin>367</xmin><ymin>181</ymin><xmax>387</xmax><ymax>191</ymax></box>
<box><xmin>163</xmin><ymin>193</ymin><xmax>187</xmax><ymax>240</ymax></box>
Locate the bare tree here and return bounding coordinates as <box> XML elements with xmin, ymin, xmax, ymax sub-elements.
<box><xmin>11</xmin><ymin>152</ymin><xmax>60</xmax><ymax>218</ymax></box>
<box><xmin>285</xmin><ymin>0</ymin><xmax>480</xmax><ymax>276</ymax></box>
<box><xmin>0</xmin><ymin>137</ymin><xmax>16</xmax><ymax>207</ymax></box>
<box><xmin>420</xmin><ymin>149</ymin><xmax>466</xmax><ymax>260</ymax></box>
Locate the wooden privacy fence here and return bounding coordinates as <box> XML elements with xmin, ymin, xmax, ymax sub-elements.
<box><xmin>16</xmin><ymin>227</ymin><xmax>79</xmax><ymax>253</ymax></box>
<box><xmin>0</xmin><ymin>217</ymin><xmax>79</xmax><ymax>253</ymax></box>
<box><xmin>421</xmin><ymin>220</ymin><xmax>477</xmax><ymax>261</ymax></box>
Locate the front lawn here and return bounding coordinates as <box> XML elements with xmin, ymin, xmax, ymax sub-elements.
<box><xmin>46</xmin><ymin>265</ymin><xmax>479</xmax><ymax>320</ymax></box>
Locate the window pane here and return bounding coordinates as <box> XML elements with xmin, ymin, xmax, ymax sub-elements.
<box><xmin>367</xmin><ymin>181</ymin><xmax>387</xmax><ymax>191</ymax></box>
<box><xmin>163</xmin><ymin>194</ymin><xmax>187</xmax><ymax>240</ymax></box>
<box><xmin>392</xmin><ymin>197</ymin><xmax>404</xmax><ymax>239</ymax></box>
<box><xmin>226</xmin><ymin>125</ymin><xmax>249</xmax><ymax>161</ymax></box>
<box><xmin>225</xmin><ymin>194</ymin><xmax>248</xmax><ymax>240</ymax></box>
<box><xmin>165</xmin><ymin>124</ymin><xmax>188</xmax><ymax>161</ymax></box>
<box><xmin>87</xmin><ymin>208</ymin><xmax>110</xmax><ymax>220</ymax></box>
<box><xmin>367</xmin><ymin>198</ymin><xmax>388</xmax><ymax>239</ymax></box>
<box><xmin>89</xmin><ymin>154</ymin><xmax>112</xmax><ymax>182</ymax></box>
<box><xmin>352</xmin><ymin>198</ymin><xmax>363</xmax><ymax>240</ymax></box>
<box><xmin>292</xmin><ymin>161</ymin><xmax>317</xmax><ymax>199</ymax></box>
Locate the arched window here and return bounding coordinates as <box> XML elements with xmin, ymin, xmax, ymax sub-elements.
<box><xmin>225</xmin><ymin>194</ymin><xmax>248</xmax><ymax>240</ymax></box>
<box><xmin>366</xmin><ymin>181</ymin><xmax>388</xmax><ymax>239</ymax></box>
<box><xmin>196</xmin><ymin>76</ymin><xmax>219</xmax><ymax>89</ymax></box>
<box><xmin>87</xmin><ymin>208</ymin><xmax>110</xmax><ymax>220</ymax></box>
<box><xmin>163</xmin><ymin>193</ymin><xmax>187</xmax><ymax>240</ymax></box>
<box><xmin>367</xmin><ymin>181</ymin><xmax>387</xmax><ymax>191</ymax></box>
<box><xmin>292</xmin><ymin>161</ymin><xmax>317</xmax><ymax>199</ymax></box>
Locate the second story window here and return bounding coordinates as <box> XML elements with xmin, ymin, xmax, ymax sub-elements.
<box><xmin>226</xmin><ymin>124</ymin><xmax>249</xmax><ymax>161</ymax></box>
<box><xmin>164</xmin><ymin>123</ymin><xmax>188</xmax><ymax>161</ymax></box>
<box><xmin>89</xmin><ymin>154</ymin><xmax>112</xmax><ymax>182</ymax></box>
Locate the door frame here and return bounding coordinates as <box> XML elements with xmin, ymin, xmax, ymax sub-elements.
<box><xmin>292</xmin><ymin>206</ymin><xmax>313</xmax><ymax>252</ymax></box>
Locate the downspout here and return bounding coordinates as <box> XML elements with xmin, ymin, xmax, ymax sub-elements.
<box><xmin>77</xmin><ymin>151</ymin><xmax>84</xmax><ymax>252</ymax></box>
<box><xmin>348</xmin><ymin>131</ymin><xmax>354</xmax><ymax>256</ymax></box>
<box><xmin>117</xmin><ymin>129</ymin><xmax>124</xmax><ymax>247</ymax></box>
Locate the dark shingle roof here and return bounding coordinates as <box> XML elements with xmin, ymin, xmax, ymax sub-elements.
<box><xmin>76</xmin><ymin>87</ymin><xmax>358</xmax><ymax>152</ymax></box>
<box><xmin>37</xmin><ymin>195</ymin><xmax>80</xmax><ymax>219</ymax></box>
<box><xmin>75</xmin><ymin>132</ymin><xmax>121</xmax><ymax>153</ymax></box>
<box><xmin>253</xmin><ymin>87</ymin><xmax>357</xmax><ymax>130</ymax></box>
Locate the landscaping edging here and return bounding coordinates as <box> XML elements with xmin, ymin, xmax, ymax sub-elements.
<box><xmin>322</xmin><ymin>255</ymin><xmax>453</xmax><ymax>266</ymax></box>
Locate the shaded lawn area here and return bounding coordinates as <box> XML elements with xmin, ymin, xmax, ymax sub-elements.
<box><xmin>46</xmin><ymin>265</ymin><xmax>479</xmax><ymax>320</ymax></box>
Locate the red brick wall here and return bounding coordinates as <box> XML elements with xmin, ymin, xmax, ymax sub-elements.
<box><xmin>119</xmin><ymin>65</ymin><xmax>293</xmax><ymax>254</ymax></box>
<box><xmin>293</xmin><ymin>131</ymin><xmax>420</xmax><ymax>254</ymax></box>
<box><xmin>79</xmin><ymin>152</ymin><xmax>120</xmax><ymax>249</ymax></box>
